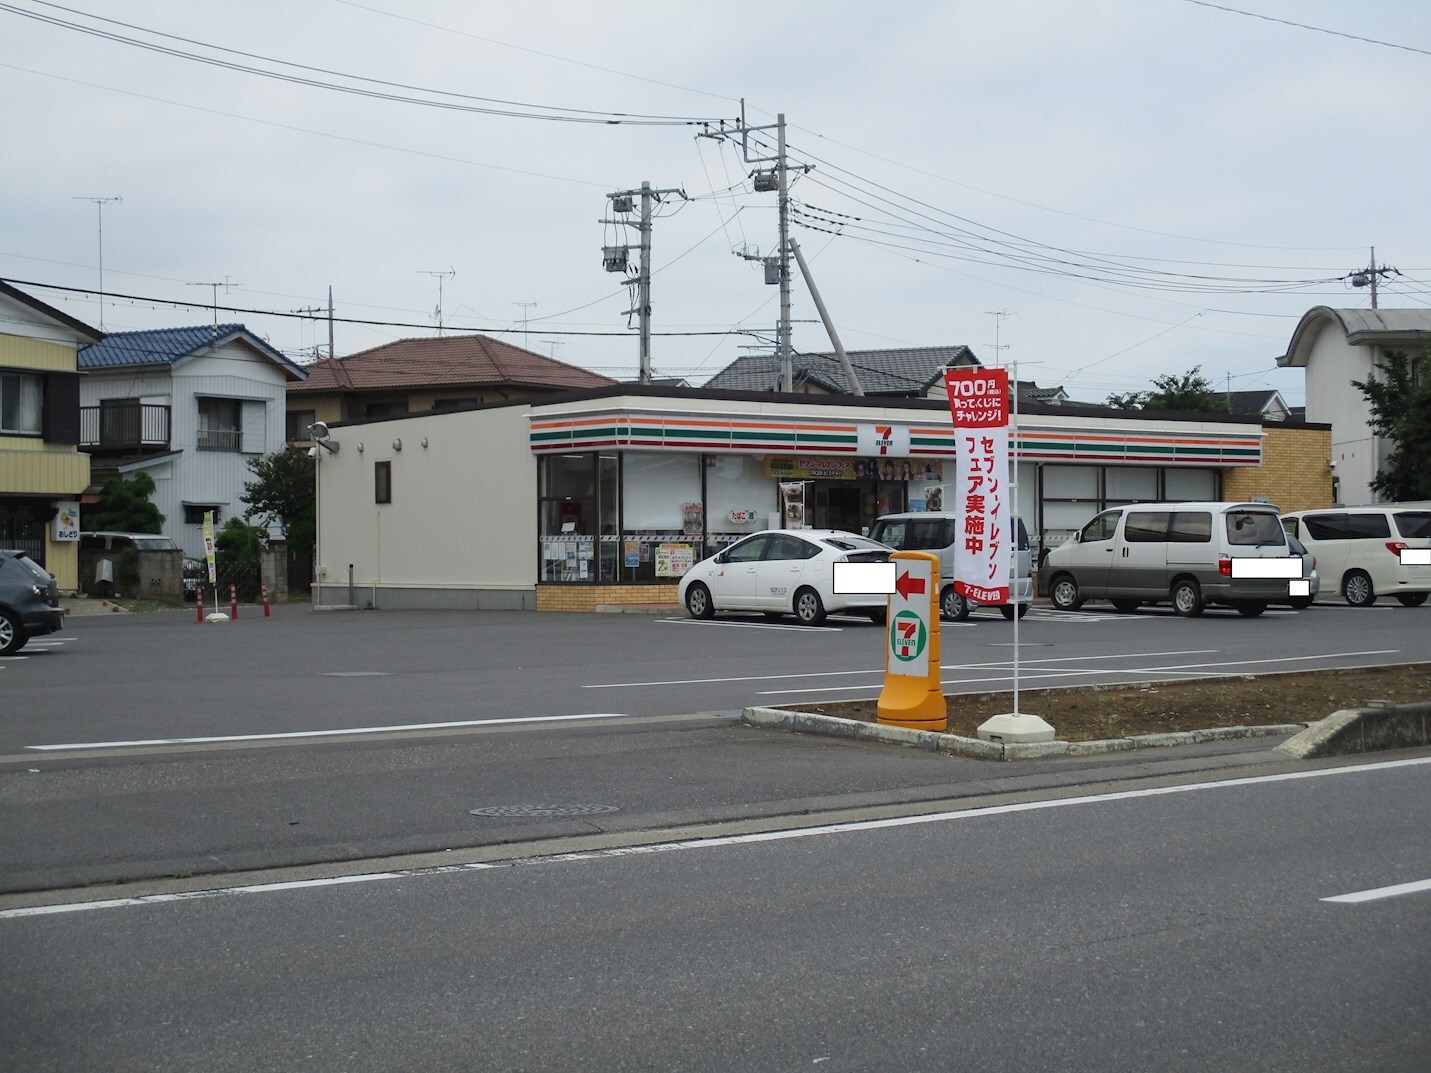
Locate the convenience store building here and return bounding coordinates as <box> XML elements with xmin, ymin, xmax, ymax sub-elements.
<box><xmin>310</xmin><ymin>384</ymin><xmax>1330</xmax><ymax>611</ymax></box>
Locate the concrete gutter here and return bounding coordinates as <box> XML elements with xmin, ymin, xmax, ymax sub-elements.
<box><xmin>1277</xmin><ymin>700</ymin><xmax>1431</xmax><ymax>759</ymax></box>
<box><xmin>741</xmin><ymin>706</ymin><xmax>1305</xmax><ymax>761</ymax></box>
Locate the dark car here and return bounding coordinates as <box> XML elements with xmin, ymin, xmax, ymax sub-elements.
<box><xmin>0</xmin><ymin>550</ymin><xmax>64</xmax><ymax>655</ymax></box>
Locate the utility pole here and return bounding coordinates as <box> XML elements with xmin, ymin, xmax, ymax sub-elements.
<box><xmin>789</xmin><ymin>237</ymin><xmax>861</xmax><ymax>395</ymax></box>
<box><xmin>1348</xmin><ymin>247</ymin><xmax>1395</xmax><ymax>309</ymax></box>
<box><xmin>698</xmin><ymin>102</ymin><xmax>807</xmax><ymax>392</ymax></box>
<box><xmin>418</xmin><ymin>268</ymin><xmax>456</xmax><ymax>334</ymax></box>
<box><xmin>74</xmin><ymin>195</ymin><xmax>121</xmax><ymax>330</ymax></box>
<box><xmin>602</xmin><ymin>181</ymin><xmax>687</xmax><ymax>383</ymax></box>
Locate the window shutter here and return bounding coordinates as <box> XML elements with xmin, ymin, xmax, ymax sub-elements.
<box><xmin>43</xmin><ymin>372</ymin><xmax>81</xmax><ymax>444</ymax></box>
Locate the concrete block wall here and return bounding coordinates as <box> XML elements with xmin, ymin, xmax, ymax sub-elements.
<box><xmin>536</xmin><ymin>583</ymin><xmax>680</xmax><ymax>612</ymax></box>
<box><xmin>1223</xmin><ymin>425</ymin><xmax>1333</xmax><ymax>513</ymax></box>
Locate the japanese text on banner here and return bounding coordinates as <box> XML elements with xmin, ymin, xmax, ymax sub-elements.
<box><xmin>943</xmin><ymin>368</ymin><xmax>1010</xmax><ymax>604</ymax></box>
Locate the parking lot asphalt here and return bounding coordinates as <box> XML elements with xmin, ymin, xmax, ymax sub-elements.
<box><xmin>1</xmin><ymin>599</ymin><xmax>1428</xmax><ymax>895</ymax></box>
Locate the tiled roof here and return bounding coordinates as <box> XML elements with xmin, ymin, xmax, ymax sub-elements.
<box><xmin>703</xmin><ymin>345</ymin><xmax>979</xmax><ymax>395</ymax></box>
<box><xmin>290</xmin><ymin>334</ymin><xmax>617</xmax><ymax>394</ymax></box>
<box><xmin>79</xmin><ymin>324</ymin><xmax>306</xmax><ymax>379</ymax></box>
<box><xmin>1227</xmin><ymin>389</ymin><xmax>1282</xmax><ymax>416</ymax></box>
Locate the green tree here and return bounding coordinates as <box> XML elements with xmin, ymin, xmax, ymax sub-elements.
<box><xmin>240</xmin><ymin>448</ymin><xmax>315</xmax><ymax>554</ymax></box>
<box><xmin>82</xmin><ymin>472</ymin><xmax>165</xmax><ymax>533</ymax></box>
<box><xmin>1351</xmin><ymin>347</ymin><xmax>1431</xmax><ymax>502</ymax></box>
<box><xmin>1106</xmin><ymin>366</ymin><xmax>1231</xmax><ymax>413</ymax></box>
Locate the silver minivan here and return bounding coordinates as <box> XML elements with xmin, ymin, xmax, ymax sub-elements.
<box><xmin>1042</xmin><ymin>501</ymin><xmax>1291</xmax><ymax>617</ymax></box>
<box><xmin>867</xmin><ymin>512</ymin><xmax>1033</xmax><ymax>621</ymax></box>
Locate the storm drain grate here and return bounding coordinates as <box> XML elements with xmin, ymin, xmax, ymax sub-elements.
<box><xmin>468</xmin><ymin>803</ymin><xmax>621</xmax><ymax>818</ymax></box>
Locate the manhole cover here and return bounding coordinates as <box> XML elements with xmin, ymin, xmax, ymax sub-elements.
<box><xmin>468</xmin><ymin>803</ymin><xmax>621</xmax><ymax>818</ymax></box>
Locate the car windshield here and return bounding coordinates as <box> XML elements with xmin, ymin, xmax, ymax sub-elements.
<box><xmin>1394</xmin><ymin>512</ymin><xmax>1431</xmax><ymax>539</ymax></box>
<box><xmin>1225</xmin><ymin>510</ymin><xmax>1285</xmax><ymax>547</ymax></box>
<box><xmin>10</xmin><ymin>553</ymin><xmax>50</xmax><ymax>582</ymax></box>
<box><xmin>821</xmin><ymin>535</ymin><xmax>890</xmax><ymax>552</ymax></box>
<box><xmin>132</xmin><ymin>536</ymin><xmax>177</xmax><ymax>550</ymax></box>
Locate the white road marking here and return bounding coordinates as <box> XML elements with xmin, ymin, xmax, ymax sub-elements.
<box><xmin>658</xmin><ymin>618</ymin><xmax>844</xmax><ymax>633</ymax></box>
<box><xmin>589</xmin><ymin>649</ymin><xmax>1220</xmax><ymax>690</ymax></box>
<box><xmin>6</xmin><ymin>755</ymin><xmax>1427</xmax><ymax>921</ymax></box>
<box><xmin>1321</xmin><ymin>877</ymin><xmax>1431</xmax><ymax>904</ymax></box>
<box><xmin>26</xmin><ymin>712</ymin><xmax>636</xmax><ymax>752</ymax></box>
<box><xmin>761</xmin><ymin>649</ymin><xmax>1399</xmax><ymax>696</ymax></box>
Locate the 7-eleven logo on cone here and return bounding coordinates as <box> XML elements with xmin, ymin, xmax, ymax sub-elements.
<box><xmin>890</xmin><ymin>610</ymin><xmax>927</xmax><ymax>661</ymax></box>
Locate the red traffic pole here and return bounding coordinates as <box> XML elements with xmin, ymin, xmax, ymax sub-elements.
<box><xmin>229</xmin><ymin>583</ymin><xmax>238</xmax><ymax>621</ymax></box>
<box><xmin>261</xmin><ymin>581</ymin><xmax>271</xmax><ymax>618</ymax></box>
<box><xmin>196</xmin><ymin>586</ymin><xmax>205</xmax><ymax>624</ymax></box>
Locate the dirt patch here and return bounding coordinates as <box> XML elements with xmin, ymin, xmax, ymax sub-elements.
<box><xmin>788</xmin><ymin>663</ymin><xmax>1431</xmax><ymax>742</ymax></box>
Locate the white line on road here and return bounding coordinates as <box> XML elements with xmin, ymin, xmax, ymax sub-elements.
<box><xmin>1321</xmin><ymin>877</ymin><xmax>1431</xmax><ymax>904</ymax></box>
<box><xmin>25</xmin><ymin>712</ymin><xmax>637</xmax><ymax>752</ymax></box>
<box><xmin>589</xmin><ymin>650</ymin><xmax>1220</xmax><ymax>690</ymax></box>
<box><xmin>658</xmin><ymin>618</ymin><xmax>843</xmax><ymax>632</ymax></box>
<box><xmin>6</xmin><ymin>755</ymin><xmax>1427</xmax><ymax>921</ymax></box>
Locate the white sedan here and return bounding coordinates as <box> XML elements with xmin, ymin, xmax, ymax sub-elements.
<box><xmin>678</xmin><ymin>528</ymin><xmax>894</xmax><ymax>626</ymax></box>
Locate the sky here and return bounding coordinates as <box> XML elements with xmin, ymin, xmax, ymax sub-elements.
<box><xmin>3</xmin><ymin>0</ymin><xmax>1431</xmax><ymax>408</ymax></box>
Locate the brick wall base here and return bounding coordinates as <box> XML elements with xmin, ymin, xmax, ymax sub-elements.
<box><xmin>1224</xmin><ymin>425</ymin><xmax>1334</xmax><ymax>514</ymax></box>
<box><xmin>536</xmin><ymin>583</ymin><xmax>681</xmax><ymax>612</ymax></box>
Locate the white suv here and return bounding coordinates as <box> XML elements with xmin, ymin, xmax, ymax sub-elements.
<box><xmin>1280</xmin><ymin>505</ymin><xmax>1431</xmax><ymax>607</ymax></box>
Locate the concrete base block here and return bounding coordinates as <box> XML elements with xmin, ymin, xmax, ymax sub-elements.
<box><xmin>204</xmin><ymin>612</ymin><xmax>230</xmax><ymax>623</ymax></box>
<box><xmin>976</xmin><ymin>712</ymin><xmax>1056</xmax><ymax>744</ymax></box>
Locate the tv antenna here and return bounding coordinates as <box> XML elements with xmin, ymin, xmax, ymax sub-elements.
<box><xmin>418</xmin><ymin>268</ymin><xmax>456</xmax><ymax>334</ymax></box>
<box><xmin>73</xmin><ymin>195</ymin><xmax>122</xmax><ymax>329</ymax></box>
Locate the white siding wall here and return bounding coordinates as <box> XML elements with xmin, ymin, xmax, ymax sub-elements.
<box><xmin>316</xmin><ymin>405</ymin><xmax>538</xmax><ymax>595</ymax></box>
<box><xmin>1303</xmin><ymin>325</ymin><xmax>1377</xmax><ymax>504</ymax></box>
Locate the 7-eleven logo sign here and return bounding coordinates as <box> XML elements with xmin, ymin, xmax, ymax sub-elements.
<box><xmin>859</xmin><ymin>423</ymin><xmax>908</xmax><ymax>456</ymax></box>
<box><xmin>890</xmin><ymin>610</ymin><xmax>927</xmax><ymax>662</ymax></box>
<box><xmin>874</xmin><ymin>425</ymin><xmax>894</xmax><ymax>454</ymax></box>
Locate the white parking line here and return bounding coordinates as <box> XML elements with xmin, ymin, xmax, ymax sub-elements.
<box><xmin>26</xmin><ymin>712</ymin><xmax>637</xmax><ymax>752</ymax></box>
<box><xmin>658</xmin><ymin>618</ymin><xmax>844</xmax><ymax>633</ymax></box>
<box><xmin>8</xmin><ymin>755</ymin><xmax>1427</xmax><ymax>921</ymax></box>
<box><xmin>1322</xmin><ymin>877</ymin><xmax>1431</xmax><ymax>904</ymax></box>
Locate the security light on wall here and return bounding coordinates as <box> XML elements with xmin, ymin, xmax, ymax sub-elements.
<box><xmin>308</xmin><ymin>421</ymin><xmax>339</xmax><ymax>454</ymax></box>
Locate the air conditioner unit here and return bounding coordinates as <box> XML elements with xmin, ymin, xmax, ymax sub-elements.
<box><xmin>603</xmin><ymin>246</ymin><xmax>630</xmax><ymax>272</ymax></box>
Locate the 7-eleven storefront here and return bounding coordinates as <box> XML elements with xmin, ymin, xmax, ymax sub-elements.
<box><xmin>525</xmin><ymin>390</ymin><xmax>1264</xmax><ymax>610</ymax></box>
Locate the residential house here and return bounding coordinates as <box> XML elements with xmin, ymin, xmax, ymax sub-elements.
<box><xmin>1226</xmin><ymin>389</ymin><xmax>1292</xmax><ymax>422</ymax></box>
<box><xmin>0</xmin><ymin>281</ymin><xmax>101</xmax><ymax>591</ymax></box>
<box><xmin>286</xmin><ymin>334</ymin><xmax>617</xmax><ymax>441</ymax></box>
<box><xmin>1276</xmin><ymin>307</ymin><xmax>1431</xmax><ymax>504</ymax></box>
<box><xmin>702</xmin><ymin>345</ymin><xmax>1069</xmax><ymax>406</ymax></box>
<box><xmin>78</xmin><ymin>324</ymin><xmax>308</xmax><ymax>558</ymax></box>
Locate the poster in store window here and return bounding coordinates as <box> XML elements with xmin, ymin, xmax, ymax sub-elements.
<box><xmin>655</xmin><ymin>542</ymin><xmax>694</xmax><ymax>577</ymax></box>
<box><xmin>780</xmin><ymin>482</ymin><xmax>808</xmax><ymax>529</ymax></box>
<box><xmin>682</xmin><ymin>502</ymin><xmax>704</xmax><ymax>537</ymax></box>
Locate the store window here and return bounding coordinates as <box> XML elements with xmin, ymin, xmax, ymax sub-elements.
<box><xmin>539</xmin><ymin>453</ymin><xmax>598</xmax><ymax>582</ymax></box>
<box><xmin>705</xmin><ymin>455</ymin><xmax>772</xmax><ymax>552</ymax></box>
<box><xmin>621</xmin><ymin>453</ymin><xmax>701</xmax><ymax>582</ymax></box>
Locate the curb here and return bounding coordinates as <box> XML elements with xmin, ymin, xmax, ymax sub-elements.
<box><xmin>1277</xmin><ymin>700</ymin><xmax>1431</xmax><ymax>759</ymax></box>
<box><xmin>741</xmin><ymin>706</ymin><xmax>1305</xmax><ymax>761</ymax></box>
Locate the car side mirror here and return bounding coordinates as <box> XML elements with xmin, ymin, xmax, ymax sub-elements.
<box><xmin>714</xmin><ymin>551</ymin><xmax>728</xmax><ymax>565</ymax></box>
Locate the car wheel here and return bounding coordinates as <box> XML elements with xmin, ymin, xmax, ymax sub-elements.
<box><xmin>866</xmin><ymin>607</ymin><xmax>887</xmax><ymax>625</ymax></box>
<box><xmin>1396</xmin><ymin>593</ymin><xmax>1428</xmax><ymax>607</ymax></box>
<box><xmin>1289</xmin><ymin>597</ymin><xmax>1313</xmax><ymax>610</ymax></box>
<box><xmin>1049</xmin><ymin>575</ymin><xmax>1083</xmax><ymax>612</ymax></box>
<box><xmin>685</xmin><ymin>582</ymin><xmax>715</xmax><ymax>620</ymax></box>
<box><xmin>940</xmin><ymin>586</ymin><xmax>970</xmax><ymax>621</ymax></box>
<box><xmin>793</xmin><ymin>587</ymin><xmax>826</xmax><ymax>626</ymax></box>
<box><xmin>1236</xmin><ymin>602</ymin><xmax>1267</xmax><ymax>617</ymax></box>
<box><xmin>1343</xmin><ymin>570</ymin><xmax>1376</xmax><ymax>607</ymax></box>
<box><xmin>1171</xmin><ymin>578</ymin><xmax>1204</xmax><ymax>617</ymax></box>
<box><xmin>999</xmin><ymin>603</ymin><xmax>1029</xmax><ymax>620</ymax></box>
<box><xmin>0</xmin><ymin>608</ymin><xmax>27</xmax><ymax>656</ymax></box>
<box><xmin>1111</xmin><ymin>599</ymin><xmax>1141</xmax><ymax>613</ymax></box>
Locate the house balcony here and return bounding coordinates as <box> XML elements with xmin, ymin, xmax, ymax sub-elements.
<box><xmin>79</xmin><ymin>403</ymin><xmax>171</xmax><ymax>455</ymax></box>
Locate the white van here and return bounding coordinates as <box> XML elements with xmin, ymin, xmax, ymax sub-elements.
<box><xmin>1042</xmin><ymin>501</ymin><xmax>1291</xmax><ymax>617</ymax></box>
<box><xmin>867</xmin><ymin>512</ymin><xmax>1033</xmax><ymax>621</ymax></box>
<box><xmin>1279</xmin><ymin>505</ymin><xmax>1431</xmax><ymax>607</ymax></box>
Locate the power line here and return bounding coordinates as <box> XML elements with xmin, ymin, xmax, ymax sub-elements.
<box><xmin>2</xmin><ymin>278</ymin><xmax>752</xmax><ymax>339</ymax></box>
<box><xmin>1181</xmin><ymin>0</ymin><xmax>1431</xmax><ymax>58</ymax></box>
<box><xmin>0</xmin><ymin>0</ymin><xmax>729</xmax><ymax>126</ymax></box>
